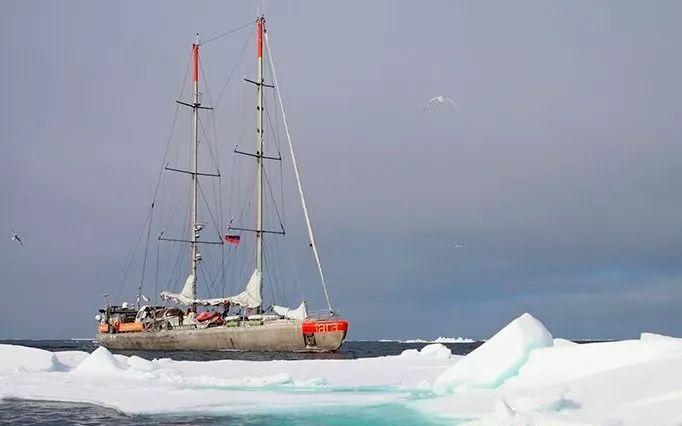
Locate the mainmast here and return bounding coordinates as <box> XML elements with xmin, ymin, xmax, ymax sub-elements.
<box><xmin>255</xmin><ymin>17</ymin><xmax>265</xmax><ymax>299</ymax></box>
<box><xmin>157</xmin><ymin>36</ymin><xmax>219</xmax><ymax>306</ymax></box>
<box><xmin>189</xmin><ymin>35</ymin><xmax>200</xmax><ymax>300</ymax></box>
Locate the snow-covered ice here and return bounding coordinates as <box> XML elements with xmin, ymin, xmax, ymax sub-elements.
<box><xmin>2</xmin><ymin>313</ymin><xmax>682</xmax><ymax>425</ymax></box>
<box><xmin>0</xmin><ymin>340</ymin><xmax>454</xmax><ymax>415</ymax></box>
<box><xmin>399</xmin><ymin>343</ymin><xmax>457</xmax><ymax>360</ymax></box>
<box><xmin>0</xmin><ymin>344</ymin><xmax>65</xmax><ymax>372</ymax></box>
<box><xmin>433</xmin><ymin>312</ymin><xmax>553</xmax><ymax>392</ymax></box>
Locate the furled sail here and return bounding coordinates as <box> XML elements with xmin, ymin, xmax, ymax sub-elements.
<box><xmin>159</xmin><ymin>274</ymin><xmax>196</xmax><ymax>305</ymax></box>
<box><xmin>225</xmin><ymin>269</ymin><xmax>262</xmax><ymax>308</ymax></box>
<box><xmin>161</xmin><ymin>270</ymin><xmax>262</xmax><ymax>308</ymax></box>
<box><xmin>273</xmin><ymin>301</ymin><xmax>308</xmax><ymax>321</ymax></box>
<box><xmin>187</xmin><ymin>269</ymin><xmax>262</xmax><ymax>308</ymax></box>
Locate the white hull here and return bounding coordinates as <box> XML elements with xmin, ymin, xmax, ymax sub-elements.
<box><xmin>97</xmin><ymin>319</ymin><xmax>347</xmax><ymax>352</ymax></box>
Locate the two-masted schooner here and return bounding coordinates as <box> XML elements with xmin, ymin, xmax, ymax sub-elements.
<box><xmin>96</xmin><ymin>16</ymin><xmax>348</xmax><ymax>352</ymax></box>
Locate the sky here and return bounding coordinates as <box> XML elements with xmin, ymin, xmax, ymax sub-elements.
<box><xmin>1</xmin><ymin>1</ymin><xmax>681</xmax><ymax>340</ymax></box>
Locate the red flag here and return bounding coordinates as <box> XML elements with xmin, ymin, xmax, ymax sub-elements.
<box><xmin>225</xmin><ymin>234</ymin><xmax>241</xmax><ymax>245</ymax></box>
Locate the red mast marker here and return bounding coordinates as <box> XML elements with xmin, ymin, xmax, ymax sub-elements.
<box><xmin>257</xmin><ymin>18</ymin><xmax>263</xmax><ymax>59</ymax></box>
<box><xmin>192</xmin><ymin>43</ymin><xmax>199</xmax><ymax>83</ymax></box>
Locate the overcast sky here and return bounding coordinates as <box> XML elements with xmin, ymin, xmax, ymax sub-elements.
<box><xmin>2</xmin><ymin>1</ymin><xmax>681</xmax><ymax>340</ymax></box>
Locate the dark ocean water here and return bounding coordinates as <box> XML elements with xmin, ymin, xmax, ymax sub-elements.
<box><xmin>0</xmin><ymin>339</ymin><xmax>482</xmax><ymax>425</ymax></box>
<box><xmin>0</xmin><ymin>338</ymin><xmax>483</xmax><ymax>361</ymax></box>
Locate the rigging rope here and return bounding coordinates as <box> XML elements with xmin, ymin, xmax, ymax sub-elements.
<box><xmin>114</xmin><ymin>206</ymin><xmax>152</xmax><ymax>302</ymax></box>
<box><xmin>264</xmin><ymin>32</ymin><xmax>335</xmax><ymax>314</ymax></box>
<box><xmin>199</xmin><ymin>20</ymin><xmax>256</xmax><ymax>47</ymax></box>
<box><xmin>126</xmin><ymin>48</ymin><xmax>192</xmax><ymax>303</ymax></box>
<box><xmin>196</xmin><ymin>179</ymin><xmax>224</xmax><ymax>242</ymax></box>
<box><xmin>154</xmin><ymin>238</ymin><xmax>160</xmax><ymax>305</ymax></box>
<box><xmin>262</xmin><ymin>241</ymin><xmax>278</xmax><ymax>306</ymax></box>
<box><xmin>283</xmin><ymin>233</ymin><xmax>306</xmax><ymax>303</ymax></box>
<box><xmin>137</xmin><ymin>202</ymin><xmax>155</xmax><ymax>308</ymax></box>
<box><xmin>197</xmin><ymin>56</ymin><xmax>229</xmax><ymax>297</ymax></box>
<box><xmin>212</xmin><ymin>26</ymin><xmax>254</xmax><ymax>112</ymax></box>
<box><xmin>263</xmin><ymin>166</ymin><xmax>285</xmax><ymax>232</ymax></box>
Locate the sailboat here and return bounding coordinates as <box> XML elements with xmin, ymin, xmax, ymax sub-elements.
<box><xmin>96</xmin><ymin>16</ymin><xmax>348</xmax><ymax>352</ymax></box>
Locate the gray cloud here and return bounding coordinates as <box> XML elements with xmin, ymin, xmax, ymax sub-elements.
<box><xmin>1</xmin><ymin>1</ymin><xmax>681</xmax><ymax>339</ymax></box>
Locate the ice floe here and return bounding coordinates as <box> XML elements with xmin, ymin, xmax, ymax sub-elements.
<box><xmin>0</xmin><ymin>344</ymin><xmax>62</xmax><ymax>372</ymax></box>
<box><xmin>2</xmin><ymin>313</ymin><xmax>682</xmax><ymax>425</ymax></box>
<box><xmin>375</xmin><ymin>336</ymin><xmax>476</xmax><ymax>343</ymax></box>
<box><xmin>399</xmin><ymin>343</ymin><xmax>456</xmax><ymax>360</ymax></box>
<box><xmin>433</xmin><ymin>313</ymin><xmax>553</xmax><ymax>392</ymax></box>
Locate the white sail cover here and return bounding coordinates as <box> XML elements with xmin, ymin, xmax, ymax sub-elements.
<box><xmin>273</xmin><ymin>301</ymin><xmax>308</xmax><ymax>321</ymax></box>
<box><xmin>159</xmin><ymin>274</ymin><xmax>196</xmax><ymax>305</ymax></box>
<box><xmin>225</xmin><ymin>269</ymin><xmax>262</xmax><ymax>308</ymax></box>
<box><xmin>188</xmin><ymin>269</ymin><xmax>263</xmax><ymax>308</ymax></box>
<box><xmin>160</xmin><ymin>270</ymin><xmax>262</xmax><ymax>309</ymax></box>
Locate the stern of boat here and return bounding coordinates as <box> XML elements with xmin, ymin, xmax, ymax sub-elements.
<box><xmin>301</xmin><ymin>318</ymin><xmax>349</xmax><ymax>352</ymax></box>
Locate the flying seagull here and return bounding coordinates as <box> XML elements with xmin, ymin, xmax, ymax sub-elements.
<box><xmin>11</xmin><ymin>230</ymin><xmax>23</xmax><ymax>246</ymax></box>
<box><xmin>422</xmin><ymin>96</ymin><xmax>459</xmax><ymax>111</ymax></box>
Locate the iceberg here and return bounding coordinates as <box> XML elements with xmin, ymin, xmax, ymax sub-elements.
<box><xmin>432</xmin><ymin>313</ymin><xmax>553</xmax><ymax>392</ymax></box>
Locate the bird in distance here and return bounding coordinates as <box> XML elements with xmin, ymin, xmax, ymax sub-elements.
<box><xmin>11</xmin><ymin>230</ymin><xmax>23</xmax><ymax>246</ymax></box>
<box><xmin>422</xmin><ymin>96</ymin><xmax>460</xmax><ymax>111</ymax></box>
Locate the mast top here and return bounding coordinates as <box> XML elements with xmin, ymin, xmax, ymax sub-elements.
<box><xmin>192</xmin><ymin>35</ymin><xmax>199</xmax><ymax>84</ymax></box>
<box><xmin>257</xmin><ymin>16</ymin><xmax>264</xmax><ymax>59</ymax></box>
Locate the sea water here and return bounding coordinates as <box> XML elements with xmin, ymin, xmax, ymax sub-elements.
<box><xmin>0</xmin><ymin>399</ymin><xmax>454</xmax><ymax>426</ymax></box>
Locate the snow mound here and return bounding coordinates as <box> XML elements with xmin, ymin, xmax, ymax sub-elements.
<box><xmin>399</xmin><ymin>343</ymin><xmax>453</xmax><ymax>360</ymax></box>
<box><xmin>126</xmin><ymin>355</ymin><xmax>156</xmax><ymax>372</ymax></box>
<box><xmin>640</xmin><ymin>333</ymin><xmax>682</xmax><ymax>352</ymax></box>
<box><xmin>419</xmin><ymin>343</ymin><xmax>453</xmax><ymax>360</ymax></box>
<box><xmin>433</xmin><ymin>313</ymin><xmax>552</xmax><ymax>393</ymax></box>
<box><xmin>640</xmin><ymin>332</ymin><xmax>682</xmax><ymax>343</ymax></box>
<box><xmin>398</xmin><ymin>348</ymin><xmax>420</xmax><ymax>358</ymax></box>
<box><xmin>71</xmin><ymin>346</ymin><xmax>124</xmax><ymax>376</ymax></box>
<box><xmin>0</xmin><ymin>344</ymin><xmax>61</xmax><ymax>372</ymax></box>
<box><xmin>53</xmin><ymin>351</ymin><xmax>90</xmax><ymax>369</ymax></box>
<box><xmin>552</xmin><ymin>338</ymin><xmax>578</xmax><ymax>347</ymax></box>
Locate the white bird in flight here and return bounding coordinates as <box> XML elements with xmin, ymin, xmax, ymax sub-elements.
<box><xmin>11</xmin><ymin>230</ymin><xmax>23</xmax><ymax>246</ymax></box>
<box><xmin>422</xmin><ymin>95</ymin><xmax>460</xmax><ymax>111</ymax></box>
